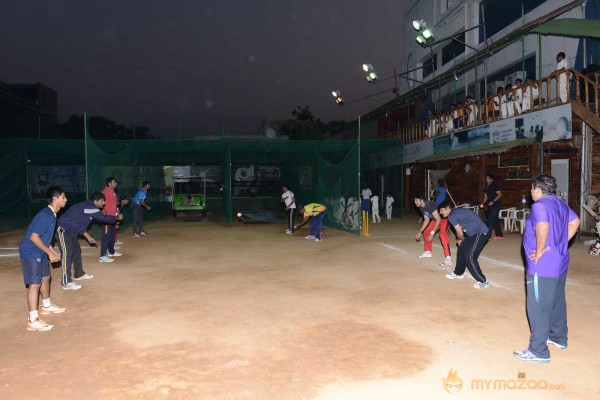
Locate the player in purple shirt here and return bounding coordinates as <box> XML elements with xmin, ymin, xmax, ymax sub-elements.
<box><xmin>513</xmin><ymin>175</ymin><xmax>579</xmax><ymax>363</ymax></box>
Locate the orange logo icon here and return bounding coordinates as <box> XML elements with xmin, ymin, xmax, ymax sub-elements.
<box><xmin>442</xmin><ymin>369</ymin><xmax>463</xmax><ymax>394</ymax></box>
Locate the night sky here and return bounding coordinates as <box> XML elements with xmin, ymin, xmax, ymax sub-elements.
<box><xmin>0</xmin><ymin>1</ymin><xmax>409</xmax><ymax>137</ymax></box>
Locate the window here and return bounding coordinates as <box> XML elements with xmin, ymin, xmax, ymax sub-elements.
<box><xmin>442</xmin><ymin>32</ymin><xmax>465</xmax><ymax>65</ymax></box>
<box><xmin>480</xmin><ymin>0</ymin><xmax>546</xmax><ymax>40</ymax></box>
<box><xmin>423</xmin><ymin>54</ymin><xmax>438</xmax><ymax>78</ymax></box>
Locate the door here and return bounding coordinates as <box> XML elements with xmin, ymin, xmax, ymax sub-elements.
<box><xmin>551</xmin><ymin>159</ymin><xmax>569</xmax><ymax>203</ymax></box>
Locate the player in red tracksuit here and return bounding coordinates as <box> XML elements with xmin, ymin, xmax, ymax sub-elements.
<box><xmin>100</xmin><ymin>177</ymin><xmax>120</xmax><ymax>263</ymax></box>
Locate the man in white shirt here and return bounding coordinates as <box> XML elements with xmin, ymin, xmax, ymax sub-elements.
<box><xmin>371</xmin><ymin>194</ymin><xmax>381</xmax><ymax>223</ymax></box>
<box><xmin>556</xmin><ymin>52</ymin><xmax>569</xmax><ymax>103</ymax></box>
<box><xmin>281</xmin><ymin>184</ymin><xmax>296</xmax><ymax>234</ymax></box>
<box><xmin>513</xmin><ymin>78</ymin><xmax>523</xmax><ymax>115</ymax></box>
<box><xmin>386</xmin><ymin>193</ymin><xmax>394</xmax><ymax>220</ymax></box>
<box><xmin>522</xmin><ymin>77</ymin><xmax>539</xmax><ymax>112</ymax></box>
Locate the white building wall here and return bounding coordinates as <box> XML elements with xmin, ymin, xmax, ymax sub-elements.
<box><xmin>402</xmin><ymin>0</ymin><xmax>584</xmax><ymax>108</ymax></box>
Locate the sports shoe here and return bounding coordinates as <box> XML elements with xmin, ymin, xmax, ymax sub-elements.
<box><xmin>285</xmin><ymin>229</ymin><xmax>291</xmax><ymax>233</ymax></box>
<box><xmin>98</xmin><ymin>256</ymin><xmax>114</xmax><ymax>263</ymax></box>
<box><xmin>62</xmin><ymin>281</ymin><xmax>82</xmax><ymax>291</ymax></box>
<box><xmin>439</xmin><ymin>257</ymin><xmax>453</xmax><ymax>267</ymax></box>
<box><xmin>547</xmin><ymin>338</ymin><xmax>567</xmax><ymax>349</ymax></box>
<box><xmin>26</xmin><ymin>318</ymin><xmax>54</xmax><ymax>332</ymax></box>
<box><xmin>417</xmin><ymin>251</ymin><xmax>433</xmax><ymax>258</ymax></box>
<box><xmin>40</xmin><ymin>304</ymin><xmax>66</xmax><ymax>315</ymax></box>
<box><xmin>286</xmin><ymin>231</ymin><xmax>294</xmax><ymax>234</ymax></box>
<box><xmin>315</xmin><ymin>238</ymin><xmax>322</xmax><ymax>242</ymax></box>
<box><xmin>114</xmin><ymin>246</ymin><xmax>121</xmax><ymax>250</ymax></box>
<box><xmin>473</xmin><ymin>281</ymin><xmax>490</xmax><ymax>289</ymax></box>
<box><xmin>492</xmin><ymin>236</ymin><xmax>504</xmax><ymax>240</ymax></box>
<box><xmin>73</xmin><ymin>273</ymin><xmax>94</xmax><ymax>280</ymax></box>
<box><xmin>108</xmin><ymin>251</ymin><xmax>122</xmax><ymax>257</ymax></box>
<box><xmin>133</xmin><ymin>233</ymin><xmax>142</xmax><ymax>238</ymax></box>
<box><xmin>446</xmin><ymin>272</ymin><xmax>464</xmax><ymax>279</ymax></box>
<box><xmin>305</xmin><ymin>235</ymin><xmax>315</xmax><ymax>240</ymax></box>
<box><xmin>139</xmin><ymin>231</ymin><xmax>149</xmax><ymax>236</ymax></box>
<box><xmin>115</xmin><ymin>240</ymin><xmax>123</xmax><ymax>245</ymax></box>
<box><xmin>513</xmin><ymin>349</ymin><xmax>550</xmax><ymax>363</ymax></box>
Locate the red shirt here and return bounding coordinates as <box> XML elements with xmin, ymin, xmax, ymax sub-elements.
<box><xmin>102</xmin><ymin>187</ymin><xmax>117</xmax><ymax>216</ymax></box>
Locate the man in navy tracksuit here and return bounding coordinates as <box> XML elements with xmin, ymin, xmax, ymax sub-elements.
<box><xmin>55</xmin><ymin>192</ymin><xmax>122</xmax><ymax>290</ymax></box>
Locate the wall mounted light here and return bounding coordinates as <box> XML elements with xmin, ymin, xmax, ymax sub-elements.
<box><xmin>413</xmin><ymin>19</ymin><xmax>434</xmax><ymax>47</ymax></box>
<box><xmin>331</xmin><ymin>90</ymin><xmax>344</xmax><ymax>105</ymax></box>
<box><xmin>362</xmin><ymin>64</ymin><xmax>378</xmax><ymax>84</ymax></box>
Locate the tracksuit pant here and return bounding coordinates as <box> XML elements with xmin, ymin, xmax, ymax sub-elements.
<box><xmin>100</xmin><ymin>225</ymin><xmax>116</xmax><ymax>256</ymax></box>
<box><xmin>286</xmin><ymin>208</ymin><xmax>295</xmax><ymax>232</ymax></box>
<box><xmin>309</xmin><ymin>210</ymin><xmax>328</xmax><ymax>239</ymax></box>
<box><xmin>55</xmin><ymin>226</ymin><xmax>85</xmax><ymax>285</ymax></box>
<box><xmin>526</xmin><ymin>274</ymin><xmax>568</xmax><ymax>359</ymax></box>
<box><xmin>132</xmin><ymin>204</ymin><xmax>143</xmax><ymax>234</ymax></box>
<box><xmin>453</xmin><ymin>233</ymin><xmax>488</xmax><ymax>283</ymax></box>
<box><xmin>423</xmin><ymin>219</ymin><xmax>451</xmax><ymax>257</ymax></box>
<box><xmin>487</xmin><ymin>203</ymin><xmax>503</xmax><ymax>237</ymax></box>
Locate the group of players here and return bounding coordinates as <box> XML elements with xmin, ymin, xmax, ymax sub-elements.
<box><xmin>18</xmin><ymin>178</ymin><xmax>152</xmax><ymax>332</ymax></box>
<box><xmin>414</xmin><ymin>175</ymin><xmax>580</xmax><ymax>363</ymax></box>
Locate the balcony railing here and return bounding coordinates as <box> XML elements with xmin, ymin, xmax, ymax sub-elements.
<box><xmin>384</xmin><ymin>68</ymin><xmax>599</xmax><ymax>143</ymax></box>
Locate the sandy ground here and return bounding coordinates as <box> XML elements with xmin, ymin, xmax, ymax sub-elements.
<box><xmin>0</xmin><ymin>215</ymin><xmax>599</xmax><ymax>400</ymax></box>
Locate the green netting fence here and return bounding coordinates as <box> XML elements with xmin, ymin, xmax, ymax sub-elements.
<box><xmin>1</xmin><ymin>131</ymin><xmax>403</xmax><ymax>235</ymax></box>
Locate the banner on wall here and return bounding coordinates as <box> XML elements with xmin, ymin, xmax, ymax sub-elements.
<box><xmin>30</xmin><ymin>166</ymin><xmax>86</xmax><ymax>199</ymax></box>
<box><xmin>403</xmin><ymin>103</ymin><xmax>572</xmax><ymax>163</ymax></box>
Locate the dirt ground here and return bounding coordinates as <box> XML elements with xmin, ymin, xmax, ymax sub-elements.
<box><xmin>1</xmin><ymin>215</ymin><xmax>599</xmax><ymax>400</ymax></box>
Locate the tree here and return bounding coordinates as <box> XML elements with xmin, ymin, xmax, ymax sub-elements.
<box><xmin>275</xmin><ymin>106</ymin><xmax>353</xmax><ymax>140</ymax></box>
<box><xmin>58</xmin><ymin>115</ymin><xmax>155</xmax><ymax>139</ymax></box>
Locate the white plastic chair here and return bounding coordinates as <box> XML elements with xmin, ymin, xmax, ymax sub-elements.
<box><xmin>499</xmin><ymin>207</ymin><xmax>517</xmax><ymax>232</ymax></box>
<box><xmin>511</xmin><ymin>209</ymin><xmax>530</xmax><ymax>234</ymax></box>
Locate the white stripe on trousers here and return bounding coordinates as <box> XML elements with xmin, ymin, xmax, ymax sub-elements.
<box><xmin>56</xmin><ymin>226</ymin><xmax>69</xmax><ymax>286</ymax></box>
<box><xmin>466</xmin><ymin>234</ymin><xmax>486</xmax><ymax>283</ymax></box>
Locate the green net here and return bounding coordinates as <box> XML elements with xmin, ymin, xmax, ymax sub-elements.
<box><xmin>1</xmin><ymin>133</ymin><xmax>403</xmax><ymax>235</ymax></box>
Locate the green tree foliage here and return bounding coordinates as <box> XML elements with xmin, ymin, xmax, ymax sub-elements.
<box><xmin>276</xmin><ymin>106</ymin><xmax>353</xmax><ymax>140</ymax></box>
<box><xmin>59</xmin><ymin>115</ymin><xmax>154</xmax><ymax>140</ymax></box>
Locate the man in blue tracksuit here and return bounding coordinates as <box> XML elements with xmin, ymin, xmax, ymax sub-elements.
<box><xmin>132</xmin><ymin>181</ymin><xmax>152</xmax><ymax>237</ymax></box>
<box><xmin>55</xmin><ymin>192</ymin><xmax>122</xmax><ymax>290</ymax></box>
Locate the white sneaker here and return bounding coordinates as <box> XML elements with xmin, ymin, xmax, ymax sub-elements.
<box><xmin>114</xmin><ymin>246</ymin><xmax>121</xmax><ymax>250</ymax></box>
<box><xmin>439</xmin><ymin>257</ymin><xmax>453</xmax><ymax>267</ymax></box>
<box><xmin>108</xmin><ymin>252</ymin><xmax>122</xmax><ymax>257</ymax></box>
<box><xmin>417</xmin><ymin>251</ymin><xmax>432</xmax><ymax>258</ymax></box>
<box><xmin>73</xmin><ymin>273</ymin><xmax>94</xmax><ymax>280</ymax></box>
<box><xmin>314</xmin><ymin>238</ymin><xmax>322</xmax><ymax>242</ymax></box>
<box><xmin>26</xmin><ymin>318</ymin><xmax>54</xmax><ymax>332</ymax></box>
<box><xmin>305</xmin><ymin>235</ymin><xmax>315</xmax><ymax>240</ymax></box>
<box><xmin>98</xmin><ymin>256</ymin><xmax>114</xmax><ymax>263</ymax></box>
<box><xmin>115</xmin><ymin>240</ymin><xmax>123</xmax><ymax>245</ymax></box>
<box><xmin>446</xmin><ymin>272</ymin><xmax>464</xmax><ymax>280</ymax></box>
<box><xmin>473</xmin><ymin>281</ymin><xmax>490</xmax><ymax>289</ymax></box>
<box><xmin>62</xmin><ymin>281</ymin><xmax>82</xmax><ymax>290</ymax></box>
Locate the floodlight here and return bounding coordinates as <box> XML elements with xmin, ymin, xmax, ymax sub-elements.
<box><xmin>422</xmin><ymin>28</ymin><xmax>433</xmax><ymax>40</ymax></box>
<box><xmin>362</xmin><ymin>63</ymin><xmax>373</xmax><ymax>72</ymax></box>
<box><xmin>331</xmin><ymin>90</ymin><xmax>341</xmax><ymax>98</ymax></box>
<box><xmin>365</xmin><ymin>71</ymin><xmax>378</xmax><ymax>83</ymax></box>
<box><xmin>335</xmin><ymin>97</ymin><xmax>344</xmax><ymax>105</ymax></box>
<box><xmin>416</xmin><ymin>36</ymin><xmax>426</xmax><ymax>47</ymax></box>
<box><xmin>413</xmin><ymin>20</ymin><xmax>425</xmax><ymax>31</ymax></box>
